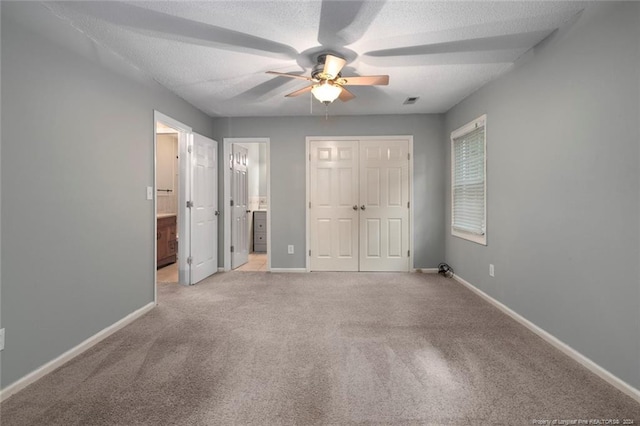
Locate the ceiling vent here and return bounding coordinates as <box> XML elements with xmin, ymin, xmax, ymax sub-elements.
<box><xmin>403</xmin><ymin>97</ymin><xmax>419</xmax><ymax>105</ymax></box>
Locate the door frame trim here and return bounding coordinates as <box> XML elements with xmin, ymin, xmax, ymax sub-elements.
<box><xmin>153</xmin><ymin>111</ymin><xmax>192</xmax><ymax>300</ymax></box>
<box><xmin>222</xmin><ymin>138</ymin><xmax>271</xmax><ymax>272</ymax></box>
<box><xmin>305</xmin><ymin>135</ymin><xmax>414</xmax><ymax>272</ymax></box>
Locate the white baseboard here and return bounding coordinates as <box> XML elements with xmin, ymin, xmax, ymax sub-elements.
<box><xmin>0</xmin><ymin>302</ymin><xmax>155</xmax><ymax>402</ymax></box>
<box><xmin>413</xmin><ymin>268</ymin><xmax>438</xmax><ymax>273</ymax></box>
<box><xmin>269</xmin><ymin>268</ymin><xmax>307</xmax><ymax>273</ymax></box>
<box><xmin>453</xmin><ymin>274</ymin><xmax>640</xmax><ymax>403</ymax></box>
<box><xmin>217</xmin><ymin>267</ymin><xmax>225</xmax><ymax>272</ymax></box>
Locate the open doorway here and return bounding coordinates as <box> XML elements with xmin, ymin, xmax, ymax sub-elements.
<box><xmin>153</xmin><ymin>111</ymin><xmax>192</xmax><ymax>296</ymax></box>
<box><xmin>223</xmin><ymin>138</ymin><xmax>271</xmax><ymax>272</ymax></box>
<box><xmin>155</xmin><ymin>121</ymin><xmax>180</xmax><ymax>284</ymax></box>
<box><xmin>153</xmin><ymin>112</ymin><xmax>219</xmax><ymax>297</ymax></box>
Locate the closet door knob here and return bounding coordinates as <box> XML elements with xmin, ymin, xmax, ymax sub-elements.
<box><xmin>352</xmin><ymin>205</ymin><xmax>358</xmax><ymax>211</ymax></box>
<box><xmin>360</xmin><ymin>205</ymin><xmax>366</xmax><ymax>211</ymax></box>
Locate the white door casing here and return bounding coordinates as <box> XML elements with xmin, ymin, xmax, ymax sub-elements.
<box><xmin>222</xmin><ymin>138</ymin><xmax>271</xmax><ymax>272</ymax></box>
<box><xmin>307</xmin><ymin>137</ymin><xmax>412</xmax><ymax>272</ymax></box>
<box><xmin>231</xmin><ymin>144</ymin><xmax>249</xmax><ymax>269</ymax></box>
<box><xmin>154</xmin><ymin>111</ymin><xmax>192</xmax><ymax>294</ymax></box>
<box><xmin>190</xmin><ymin>133</ymin><xmax>218</xmax><ymax>284</ymax></box>
<box><xmin>309</xmin><ymin>140</ymin><xmax>359</xmax><ymax>271</ymax></box>
<box><xmin>359</xmin><ymin>140</ymin><xmax>410</xmax><ymax>272</ymax></box>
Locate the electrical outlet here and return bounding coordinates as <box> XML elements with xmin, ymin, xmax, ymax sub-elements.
<box><xmin>489</xmin><ymin>264</ymin><xmax>495</xmax><ymax>277</ymax></box>
<box><xmin>287</xmin><ymin>245</ymin><xmax>294</xmax><ymax>254</ymax></box>
<box><xmin>0</xmin><ymin>328</ymin><xmax>5</xmax><ymax>351</ymax></box>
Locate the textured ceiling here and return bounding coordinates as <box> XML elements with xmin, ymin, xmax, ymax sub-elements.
<box><xmin>31</xmin><ymin>1</ymin><xmax>586</xmax><ymax>117</ymax></box>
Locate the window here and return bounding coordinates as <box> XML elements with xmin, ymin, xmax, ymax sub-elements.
<box><xmin>451</xmin><ymin>115</ymin><xmax>486</xmax><ymax>245</ymax></box>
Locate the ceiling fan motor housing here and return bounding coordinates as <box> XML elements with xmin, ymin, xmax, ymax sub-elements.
<box><xmin>266</xmin><ymin>52</ymin><xmax>386</xmax><ymax>102</ymax></box>
<box><xmin>312</xmin><ymin>54</ymin><xmax>343</xmax><ymax>80</ymax></box>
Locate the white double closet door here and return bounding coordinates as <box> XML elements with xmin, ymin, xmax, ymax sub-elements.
<box><xmin>309</xmin><ymin>138</ymin><xmax>410</xmax><ymax>272</ymax></box>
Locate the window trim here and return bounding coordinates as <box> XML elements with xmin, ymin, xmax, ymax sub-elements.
<box><xmin>451</xmin><ymin>114</ymin><xmax>487</xmax><ymax>245</ymax></box>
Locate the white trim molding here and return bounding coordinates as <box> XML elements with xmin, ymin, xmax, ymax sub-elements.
<box><xmin>453</xmin><ymin>274</ymin><xmax>640</xmax><ymax>403</ymax></box>
<box><xmin>413</xmin><ymin>268</ymin><xmax>439</xmax><ymax>273</ymax></box>
<box><xmin>0</xmin><ymin>302</ymin><xmax>155</xmax><ymax>402</ymax></box>
<box><xmin>269</xmin><ymin>268</ymin><xmax>308</xmax><ymax>273</ymax></box>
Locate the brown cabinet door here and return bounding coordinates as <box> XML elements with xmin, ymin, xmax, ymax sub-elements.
<box><xmin>168</xmin><ymin>226</ymin><xmax>177</xmax><ymax>255</ymax></box>
<box><xmin>157</xmin><ymin>228</ymin><xmax>168</xmax><ymax>261</ymax></box>
<box><xmin>157</xmin><ymin>216</ymin><xmax>177</xmax><ymax>268</ymax></box>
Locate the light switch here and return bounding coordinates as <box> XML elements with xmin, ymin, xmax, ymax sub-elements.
<box><xmin>0</xmin><ymin>328</ymin><xmax>5</xmax><ymax>351</ymax></box>
<box><xmin>146</xmin><ymin>186</ymin><xmax>153</xmax><ymax>200</ymax></box>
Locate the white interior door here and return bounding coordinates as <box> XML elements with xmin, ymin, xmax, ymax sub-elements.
<box><xmin>231</xmin><ymin>144</ymin><xmax>249</xmax><ymax>269</ymax></box>
<box><xmin>309</xmin><ymin>140</ymin><xmax>359</xmax><ymax>271</ymax></box>
<box><xmin>190</xmin><ymin>133</ymin><xmax>218</xmax><ymax>284</ymax></box>
<box><xmin>308</xmin><ymin>138</ymin><xmax>410</xmax><ymax>272</ymax></box>
<box><xmin>359</xmin><ymin>140</ymin><xmax>410</xmax><ymax>272</ymax></box>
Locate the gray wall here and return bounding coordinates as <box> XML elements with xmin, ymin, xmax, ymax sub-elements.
<box><xmin>444</xmin><ymin>2</ymin><xmax>640</xmax><ymax>388</ymax></box>
<box><xmin>1</xmin><ymin>7</ymin><xmax>215</xmax><ymax>388</ymax></box>
<box><xmin>0</xmin><ymin>3</ymin><xmax>3</xmax><ymax>383</ymax></box>
<box><xmin>213</xmin><ymin>114</ymin><xmax>445</xmax><ymax>269</ymax></box>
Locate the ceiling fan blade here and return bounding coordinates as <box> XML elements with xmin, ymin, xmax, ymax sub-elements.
<box><xmin>266</xmin><ymin>71</ymin><xmax>313</xmax><ymax>81</ymax></box>
<box><xmin>232</xmin><ymin>76</ymin><xmax>297</xmax><ymax>102</ymax></box>
<box><xmin>341</xmin><ymin>75</ymin><xmax>389</xmax><ymax>86</ymax></box>
<box><xmin>364</xmin><ymin>30</ymin><xmax>554</xmax><ymax>58</ymax></box>
<box><xmin>55</xmin><ymin>2</ymin><xmax>299</xmax><ymax>60</ymax></box>
<box><xmin>361</xmin><ymin>51</ymin><xmax>524</xmax><ymax>67</ymax></box>
<box><xmin>338</xmin><ymin>87</ymin><xmax>356</xmax><ymax>102</ymax></box>
<box><xmin>317</xmin><ymin>0</ymin><xmax>386</xmax><ymax>46</ymax></box>
<box><xmin>323</xmin><ymin>55</ymin><xmax>347</xmax><ymax>79</ymax></box>
<box><xmin>285</xmin><ymin>85</ymin><xmax>314</xmax><ymax>97</ymax></box>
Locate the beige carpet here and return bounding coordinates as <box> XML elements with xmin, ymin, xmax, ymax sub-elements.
<box><xmin>2</xmin><ymin>272</ymin><xmax>639</xmax><ymax>425</ymax></box>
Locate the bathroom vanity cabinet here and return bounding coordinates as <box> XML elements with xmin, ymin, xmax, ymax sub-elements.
<box><xmin>157</xmin><ymin>214</ymin><xmax>177</xmax><ymax>268</ymax></box>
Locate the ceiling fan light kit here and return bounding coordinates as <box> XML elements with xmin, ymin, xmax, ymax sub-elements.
<box><xmin>267</xmin><ymin>53</ymin><xmax>389</xmax><ymax>109</ymax></box>
<box><xmin>311</xmin><ymin>81</ymin><xmax>342</xmax><ymax>104</ymax></box>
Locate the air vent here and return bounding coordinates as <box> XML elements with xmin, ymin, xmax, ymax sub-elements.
<box><xmin>403</xmin><ymin>97</ymin><xmax>419</xmax><ymax>105</ymax></box>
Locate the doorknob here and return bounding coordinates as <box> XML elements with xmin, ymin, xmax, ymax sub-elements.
<box><xmin>246</xmin><ymin>210</ymin><xmax>251</xmax><ymax>213</ymax></box>
<box><xmin>352</xmin><ymin>205</ymin><xmax>358</xmax><ymax>211</ymax></box>
<box><xmin>360</xmin><ymin>205</ymin><xmax>366</xmax><ymax>210</ymax></box>
<box><xmin>214</xmin><ymin>211</ymin><xmax>220</xmax><ymax>216</ymax></box>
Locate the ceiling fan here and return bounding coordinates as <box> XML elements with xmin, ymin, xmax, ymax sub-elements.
<box><xmin>267</xmin><ymin>54</ymin><xmax>389</xmax><ymax>104</ymax></box>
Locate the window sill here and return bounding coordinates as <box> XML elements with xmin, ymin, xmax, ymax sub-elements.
<box><xmin>452</xmin><ymin>229</ymin><xmax>486</xmax><ymax>246</ymax></box>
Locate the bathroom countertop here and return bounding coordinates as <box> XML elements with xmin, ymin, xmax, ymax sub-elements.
<box><xmin>157</xmin><ymin>213</ymin><xmax>177</xmax><ymax>219</ymax></box>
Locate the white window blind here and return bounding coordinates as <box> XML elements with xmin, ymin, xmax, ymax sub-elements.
<box><xmin>452</xmin><ymin>119</ymin><xmax>486</xmax><ymax>242</ymax></box>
